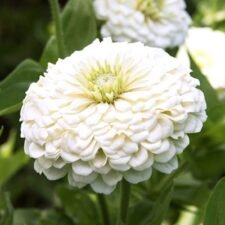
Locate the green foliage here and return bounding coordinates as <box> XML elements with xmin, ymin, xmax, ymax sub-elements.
<box><xmin>0</xmin><ymin>59</ymin><xmax>43</xmax><ymax>116</ymax></box>
<box><xmin>55</xmin><ymin>185</ymin><xmax>101</xmax><ymax>225</ymax></box>
<box><xmin>0</xmin><ymin>150</ymin><xmax>28</xmax><ymax>187</ymax></box>
<box><xmin>40</xmin><ymin>0</ymin><xmax>97</xmax><ymax>67</ymax></box>
<box><xmin>0</xmin><ymin>0</ymin><xmax>225</xmax><ymax>225</ymax></box>
<box><xmin>194</xmin><ymin>0</ymin><xmax>225</xmax><ymax>30</ymax></box>
<box><xmin>0</xmin><ymin>193</ymin><xmax>13</xmax><ymax>225</ymax></box>
<box><xmin>204</xmin><ymin>177</ymin><xmax>225</xmax><ymax>225</ymax></box>
<box><xmin>127</xmin><ymin>182</ymin><xmax>174</xmax><ymax>225</ymax></box>
<box><xmin>145</xmin><ymin>182</ymin><xmax>174</xmax><ymax>225</ymax></box>
<box><xmin>12</xmin><ymin>209</ymin><xmax>74</xmax><ymax>225</ymax></box>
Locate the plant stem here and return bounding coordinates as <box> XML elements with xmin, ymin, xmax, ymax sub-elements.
<box><xmin>117</xmin><ymin>179</ymin><xmax>131</xmax><ymax>225</ymax></box>
<box><xmin>49</xmin><ymin>0</ymin><xmax>66</xmax><ymax>58</ymax></box>
<box><xmin>97</xmin><ymin>194</ymin><xmax>111</xmax><ymax>225</ymax></box>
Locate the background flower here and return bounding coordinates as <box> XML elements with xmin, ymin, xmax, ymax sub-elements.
<box><xmin>94</xmin><ymin>0</ymin><xmax>191</xmax><ymax>48</ymax></box>
<box><xmin>177</xmin><ymin>27</ymin><xmax>225</xmax><ymax>100</ymax></box>
<box><xmin>20</xmin><ymin>38</ymin><xmax>206</xmax><ymax>194</ymax></box>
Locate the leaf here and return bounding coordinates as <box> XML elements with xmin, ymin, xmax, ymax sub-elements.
<box><xmin>39</xmin><ymin>36</ymin><xmax>58</xmax><ymax>68</ymax></box>
<box><xmin>40</xmin><ymin>0</ymin><xmax>97</xmax><ymax>67</ymax></box>
<box><xmin>204</xmin><ymin>177</ymin><xmax>225</xmax><ymax>225</ymax></box>
<box><xmin>0</xmin><ymin>59</ymin><xmax>43</xmax><ymax>116</ymax></box>
<box><xmin>0</xmin><ymin>150</ymin><xmax>29</xmax><ymax>186</ymax></box>
<box><xmin>13</xmin><ymin>209</ymin><xmax>41</xmax><ymax>225</ymax></box>
<box><xmin>143</xmin><ymin>182</ymin><xmax>174</xmax><ymax>225</ymax></box>
<box><xmin>189</xmin><ymin>55</ymin><xmax>222</xmax><ymax>122</ymax></box>
<box><xmin>173</xmin><ymin>173</ymin><xmax>210</xmax><ymax>206</ymax></box>
<box><xmin>0</xmin><ymin>192</ymin><xmax>13</xmax><ymax>225</ymax></box>
<box><xmin>62</xmin><ymin>0</ymin><xmax>97</xmax><ymax>54</ymax></box>
<box><xmin>190</xmin><ymin>149</ymin><xmax>225</xmax><ymax>180</ymax></box>
<box><xmin>128</xmin><ymin>182</ymin><xmax>174</xmax><ymax>225</ymax></box>
<box><xmin>12</xmin><ymin>209</ymin><xmax>74</xmax><ymax>225</ymax></box>
<box><xmin>127</xmin><ymin>200</ymin><xmax>153</xmax><ymax>225</ymax></box>
<box><xmin>55</xmin><ymin>185</ymin><xmax>100</xmax><ymax>225</ymax></box>
<box><xmin>40</xmin><ymin>209</ymin><xmax>74</xmax><ymax>225</ymax></box>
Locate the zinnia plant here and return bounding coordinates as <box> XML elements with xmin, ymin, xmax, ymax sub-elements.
<box><xmin>1</xmin><ymin>0</ymin><xmax>225</xmax><ymax>225</ymax></box>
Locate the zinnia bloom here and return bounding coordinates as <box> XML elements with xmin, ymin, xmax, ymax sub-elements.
<box><xmin>94</xmin><ymin>0</ymin><xmax>191</xmax><ymax>48</ymax></box>
<box><xmin>177</xmin><ymin>27</ymin><xmax>225</xmax><ymax>99</ymax></box>
<box><xmin>20</xmin><ymin>38</ymin><xmax>206</xmax><ymax>194</ymax></box>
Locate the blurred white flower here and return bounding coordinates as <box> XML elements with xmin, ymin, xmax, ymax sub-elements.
<box><xmin>94</xmin><ymin>0</ymin><xmax>191</xmax><ymax>48</ymax></box>
<box><xmin>20</xmin><ymin>38</ymin><xmax>206</xmax><ymax>194</ymax></box>
<box><xmin>177</xmin><ymin>27</ymin><xmax>225</xmax><ymax>99</ymax></box>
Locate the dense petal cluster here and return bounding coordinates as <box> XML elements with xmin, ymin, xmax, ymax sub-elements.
<box><xmin>20</xmin><ymin>38</ymin><xmax>206</xmax><ymax>194</ymax></box>
<box><xmin>94</xmin><ymin>0</ymin><xmax>191</xmax><ymax>48</ymax></box>
<box><xmin>178</xmin><ymin>27</ymin><xmax>225</xmax><ymax>99</ymax></box>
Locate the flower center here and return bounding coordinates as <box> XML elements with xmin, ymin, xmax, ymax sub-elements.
<box><xmin>95</xmin><ymin>73</ymin><xmax>116</xmax><ymax>87</ymax></box>
<box><xmin>86</xmin><ymin>69</ymin><xmax>124</xmax><ymax>104</ymax></box>
<box><xmin>136</xmin><ymin>0</ymin><xmax>164</xmax><ymax>21</ymax></box>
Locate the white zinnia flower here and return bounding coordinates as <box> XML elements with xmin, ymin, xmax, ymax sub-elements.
<box><xmin>177</xmin><ymin>27</ymin><xmax>225</xmax><ymax>99</ymax></box>
<box><xmin>20</xmin><ymin>38</ymin><xmax>206</xmax><ymax>194</ymax></box>
<box><xmin>94</xmin><ymin>0</ymin><xmax>191</xmax><ymax>48</ymax></box>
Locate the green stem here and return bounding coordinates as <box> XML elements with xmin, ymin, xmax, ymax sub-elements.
<box><xmin>117</xmin><ymin>179</ymin><xmax>131</xmax><ymax>225</ymax></box>
<box><xmin>49</xmin><ymin>0</ymin><xmax>66</xmax><ymax>58</ymax></box>
<box><xmin>97</xmin><ymin>194</ymin><xmax>111</xmax><ymax>225</ymax></box>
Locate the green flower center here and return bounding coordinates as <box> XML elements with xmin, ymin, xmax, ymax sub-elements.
<box><xmin>136</xmin><ymin>0</ymin><xmax>164</xmax><ymax>21</ymax></box>
<box><xmin>84</xmin><ymin>64</ymin><xmax>125</xmax><ymax>103</ymax></box>
<box><xmin>95</xmin><ymin>73</ymin><xmax>116</xmax><ymax>87</ymax></box>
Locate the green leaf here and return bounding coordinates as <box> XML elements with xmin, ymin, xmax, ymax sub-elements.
<box><xmin>12</xmin><ymin>209</ymin><xmax>74</xmax><ymax>225</ymax></box>
<box><xmin>190</xmin><ymin>55</ymin><xmax>222</xmax><ymax>122</ymax></box>
<box><xmin>173</xmin><ymin>173</ymin><xmax>210</xmax><ymax>206</ymax></box>
<box><xmin>204</xmin><ymin>177</ymin><xmax>225</xmax><ymax>225</ymax></box>
<box><xmin>0</xmin><ymin>59</ymin><xmax>43</xmax><ymax>116</ymax></box>
<box><xmin>190</xmin><ymin>149</ymin><xmax>225</xmax><ymax>180</ymax></box>
<box><xmin>0</xmin><ymin>150</ymin><xmax>29</xmax><ymax>186</ymax></box>
<box><xmin>0</xmin><ymin>193</ymin><xmax>13</xmax><ymax>225</ymax></box>
<box><xmin>143</xmin><ymin>182</ymin><xmax>174</xmax><ymax>225</ymax></box>
<box><xmin>127</xmin><ymin>200</ymin><xmax>153</xmax><ymax>225</ymax></box>
<box><xmin>128</xmin><ymin>182</ymin><xmax>174</xmax><ymax>225</ymax></box>
<box><xmin>56</xmin><ymin>185</ymin><xmax>100</xmax><ymax>225</ymax></box>
<box><xmin>39</xmin><ymin>36</ymin><xmax>58</xmax><ymax>69</ymax></box>
<box><xmin>40</xmin><ymin>0</ymin><xmax>97</xmax><ymax>67</ymax></box>
<box><xmin>40</xmin><ymin>209</ymin><xmax>74</xmax><ymax>225</ymax></box>
<box><xmin>13</xmin><ymin>209</ymin><xmax>41</xmax><ymax>225</ymax></box>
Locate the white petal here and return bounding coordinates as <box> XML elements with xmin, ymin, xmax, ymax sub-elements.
<box><xmin>68</xmin><ymin>172</ymin><xmax>86</xmax><ymax>188</ymax></box>
<box><xmin>153</xmin><ymin>157</ymin><xmax>178</xmax><ymax>174</ymax></box>
<box><xmin>129</xmin><ymin>147</ymin><xmax>148</xmax><ymax>168</ymax></box>
<box><xmin>122</xmin><ymin>141</ymin><xmax>139</xmax><ymax>154</ymax></box>
<box><xmin>130</xmin><ymin>131</ymin><xmax>149</xmax><ymax>143</ymax></box>
<box><xmin>91</xmin><ymin>150</ymin><xmax>107</xmax><ymax>168</ymax></box>
<box><xmin>124</xmin><ymin>168</ymin><xmax>152</xmax><ymax>184</ymax></box>
<box><xmin>43</xmin><ymin>166</ymin><xmax>68</xmax><ymax>180</ymax></box>
<box><xmin>71</xmin><ymin>171</ymin><xmax>97</xmax><ymax>183</ymax></box>
<box><xmin>102</xmin><ymin>170</ymin><xmax>122</xmax><ymax>186</ymax></box>
<box><xmin>36</xmin><ymin>157</ymin><xmax>53</xmax><ymax>169</ymax></box>
<box><xmin>154</xmin><ymin>144</ymin><xmax>176</xmax><ymax>163</ymax></box>
<box><xmin>29</xmin><ymin>143</ymin><xmax>44</xmax><ymax>158</ymax></box>
<box><xmin>173</xmin><ymin>135</ymin><xmax>190</xmax><ymax>154</ymax></box>
<box><xmin>91</xmin><ymin>177</ymin><xmax>116</xmax><ymax>194</ymax></box>
<box><xmin>80</xmin><ymin>140</ymin><xmax>99</xmax><ymax>160</ymax></box>
<box><xmin>147</xmin><ymin>124</ymin><xmax>162</xmax><ymax>142</ymax></box>
<box><xmin>72</xmin><ymin>161</ymin><xmax>93</xmax><ymax>176</ymax></box>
